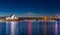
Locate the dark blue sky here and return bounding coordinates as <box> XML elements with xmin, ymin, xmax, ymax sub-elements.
<box><xmin>0</xmin><ymin>0</ymin><xmax>60</xmax><ymax>16</ymax></box>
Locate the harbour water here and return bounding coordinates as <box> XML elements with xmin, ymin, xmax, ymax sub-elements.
<box><xmin>0</xmin><ymin>21</ymin><xmax>60</xmax><ymax>35</ymax></box>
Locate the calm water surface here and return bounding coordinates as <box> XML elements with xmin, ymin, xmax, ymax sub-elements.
<box><xmin>0</xmin><ymin>21</ymin><xmax>60</xmax><ymax>35</ymax></box>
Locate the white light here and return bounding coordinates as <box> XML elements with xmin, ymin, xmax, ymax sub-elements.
<box><xmin>11</xmin><ymin>22</ymin><xmax>17</xmax><ymax>35</ymax></box>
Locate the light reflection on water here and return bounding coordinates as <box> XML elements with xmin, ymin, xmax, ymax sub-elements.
<box><xmin>0</xmin><ymin>21</ymin><xmax>60</xmax><ymax>35</ymax></box>
<box><xmin>55</xmin><ymin>21</ymin><xmax>58</xmax><ymax>35</ymax></box>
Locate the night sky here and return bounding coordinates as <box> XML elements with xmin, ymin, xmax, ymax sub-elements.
<box><xmin>0</xmin><ymin>0</ymin><xmax>60</xmax><ymax>16</ymax></box>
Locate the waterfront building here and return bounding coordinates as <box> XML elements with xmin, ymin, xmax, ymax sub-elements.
<box><xmin>6</xmin><ymin>14</ymin><xmax>18</xmax><ymax>20</ymax></box>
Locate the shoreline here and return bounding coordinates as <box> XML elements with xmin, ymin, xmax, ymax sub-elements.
<box><xmin>0</xmin><ymin>20</ymin><xmax>58</xmax><ymax>22</ymax></box>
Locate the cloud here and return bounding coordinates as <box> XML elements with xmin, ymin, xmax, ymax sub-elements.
<box><xmin>25</xmin><ymin>11</ymin><xmax>39</xmax><ymax>17</ymax></box>
<box><xmin>25</xmin><ymin>12</ymin><xmax>35</xmax><ymax>15</ymax></box>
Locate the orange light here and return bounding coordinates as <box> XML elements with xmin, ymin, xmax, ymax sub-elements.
<box><xmin>44</xmin><ymin>16</ymin><xmax>47</xmax><ymax>35</ymax></box>
<box><xmin>44</xmin><ymin>16</ymin><xmax>47</xmax><ymax>22</ymax></box>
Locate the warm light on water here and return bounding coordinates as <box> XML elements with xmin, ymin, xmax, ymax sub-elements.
<box><xmin>28</xmin><ymin>20</ymin><xmax>32</xmax><ymax>35</ymax></box>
